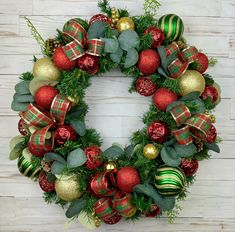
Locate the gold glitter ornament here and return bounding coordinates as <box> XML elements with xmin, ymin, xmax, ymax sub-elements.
<box><xmin>116</xmin><ymin>17</ymin><xmax>135</xmax><ymax>32</ymax></box>
<box><xmin>104</xmin><ymin>161</ymin><xmax>117</xmax><ymax>173</ymax></box>
<box><xmin>179</xmin><ymin>70</ymin><xmax>206</xmax><ymax>96</ymax></box>
<box><xmin>143</xmin><ymin>144</ymin><xmax>159</xmax><ymax>160</ymax></box>
<box><xmin>55</xmin><ymin>175</ymin><xmax>83</xmax><ymax>201</ymax></box>
<box><xmin>68</xmin><ymin>95</ymin><xmax>79</xmax><ymax>106</ymax></box>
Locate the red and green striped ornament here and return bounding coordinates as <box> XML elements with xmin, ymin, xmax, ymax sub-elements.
<box><xmin>17</xmin><ymin>148</ymin><xmax>41</xmax><ymax>178</ymax></box>
<box><xmin>158</xmin><ymin>14</ymin><xmax>184</xmax><ymax>44</ymax></box>
<box><xmin>155</xmin><ymin>165</ymin><xmax>186</xmax><ymax>196</ymax></box>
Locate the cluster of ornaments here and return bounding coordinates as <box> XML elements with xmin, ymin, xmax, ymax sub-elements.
<box><xmin>9</xmin><ymin>1</ymin><xmax>221</xmax><ymax>229</ymax></box>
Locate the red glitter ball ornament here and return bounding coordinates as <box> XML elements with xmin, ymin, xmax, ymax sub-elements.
<box><xmin>116</xmin><ymin>166</ymin><xmax>140</xmax><ymax>193</ymax></box>
<box><xmin>76</xmin><ymin>54</ymin><xmax>100</xmax><ymax>75</ymax></box>
<box><xmin>18</xmin><ymin>118</ymin><xmax>28</xmax><ymax>136</ymax></box>
<box><xmin>145</xmin><ymin>204</ymin><xmax>161</xmax><ymax>217</ymax></box>
<box><xmin>34</xmin><ymin>86</ymin><xmax>58</xmax><ymax>111</ymax></box>
<box><xmin>39</xmin><ymin>171</ymin><xmax>55</xmax><ymax>192</ymax></box>
<box><xmin>136</xmin><ymin>76</ymin><xmax>157</xmax><ymax>96</ymax></box>
<box><xmin>153</xmin><ymin>88</ymin><xmax>178</xmax><ymax>111</ymax></box>
<box><xmin>206</xmin><ymin>124</ymin><xmax>217</xmax><ymax>143</ymax></box>
<box><xmin>191</xmin><ymin>52</ymin><xmax>209</xmax><ymax>73</ymax></box>
<box><xmin>137</xmin><ymin>49</ymin><xmax>161</xmax><ymax>75</ymax></box>
<box><xmin>54</xmin><ymin>125</ymin><xmax>78</xmax><ymax>145</ymax></box>
<box><xmin>144</xmin><ymin>26</ymin><xmax>165</xmax><ymax>49</ymax></box>
<box><xmin>180</xmin><ymin>158</ymin><xmax>199</xmax><ymax>177</ymax></box>
<box><xmin>53</xmin><ymin>47</ymin><xmax>76</xmax><ymax>71</ymax></box>
<box><xmin>104</xmin><ymin>214</ymin><xmax>122</xmax><ymax>224</ymax></box>
<box><xmin>202</xmin><ymin>85</ymin><xmax>219</xmax><ymax>104</ymax></box>
<box><xmin>147</xmin><ymin>121</ymin><xmax>169</xmax><ymax>143</ymax></box>
<box><xmin>84</xmin><ymin>146</ymin><xmax>103</xmax><ymax>170</ymax></box>
<box><xmin>28</xmin><ymin>142</ymin><xmax>47</xmax><ymax>157</ymax></box>
<box><xmin>89</xmin><ymin>14</ymin><xmax>112</xmax><ymax>26</ymax></box>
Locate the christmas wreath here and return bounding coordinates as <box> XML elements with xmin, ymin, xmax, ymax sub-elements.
<box><xmin>9</xmin><ymin>0</ymin><xmax>221</xmax><ymax>229</ymax></box>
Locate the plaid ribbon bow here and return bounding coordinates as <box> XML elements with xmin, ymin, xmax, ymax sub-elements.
<box><xmin>20</xmin><ymin>94</ymin><xmax>71</xmax><ymax>151</ymax></box>
<box><xmin>170</xmin><ymin>103</ymin><xmax>211</xmax><ymax>145</ymax></box>
<box><xmin>62</xmin><ymin>18</ymin><xmax>104</xmax><ymax>61</ymax></box>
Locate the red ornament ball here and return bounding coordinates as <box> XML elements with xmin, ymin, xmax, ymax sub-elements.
<box><xmin>104</xmin><ymin>214</ymin><xmax>122</xmax><ymax>224</ymax></box>
<box><xmin>191</xmin><ymin>52</ymin><xmax>209</xmax><ymax>73</ymax></box>
<box><xmin>84</xmin><ymin>146</ymin><xmax>103</xmax><ymax>170</ymax></box>
<box><xmin>144</xmin><ymin>26</ymin><xmax>165</xmax><ymax>49</ymax></box>
<box><xmin>34</xmin><ymin>86</ymin><xmax>58</xmax><ymax>111</ymax></box>
<box><xmin>116</xmin><ymin>166</ymin><xmax>140</xmax><ymax>193</ymax></box>
<box><xmin>76</xmin><ymin>54</ymin><xmax>100</xmax><ymax>75</ymax></box>
<box><xmin>147</xmin><ymin>121</ymin><xmax>169</xmax><ymax>143</ymax></box>
<box><xmin>54</xmin><ymin>125</ymin><xmax>78</xmax><ymax>145</ymax></box>
<box><xmin>202</xmin><ymin>85</ymin><xmax>219</xmax><ymax>104</ymax></box>
<box><xmin>137</xmin><ymin>49</ymin><xmax>160</xmax><ymax>75</ymax></box>
<box><xmin>206</xmin><ymin>124</ymin><xmax>217</xmax><ymax>143</ymax></box>
<box><xmin>145</xmin><ymin>204</ymin><xmax>161</xmax><ymax>217</ymax></box>
<box><xmin>180</xmin><ymin>158</ymin><xmax>199</xmax><ymax>177</ymax></box>
<box><xmin>89</xmin><ymin>14</ymin><xmax>112</xmax><ymax>26</ymax></box>
<box><xmin>136</xmin><ymin>76</ymin><xmax>157</xmax><ymax>96</ymax></box>
<box><xmin>39</xmin><ymin>171</ymin><xmax>55</xmax><ymax>192</ymax></box>
<box><xmin>53</xmin><ymin>47</ymin><xmax>76</xmax><ymax>71</ymax></box>
<box><xmin>18</xmin><ymin>118</ymin><xmax>28</xmax><ymax>136</ymax></box>
<box><xmin>153</xmin><ymin>88</ymin><xmax>178</xmax><ymax>111</ymax></box>
<box><xmin>28</xmin><ymin>142</ymin><xmax>47</xmax><ymax>157</ymax></box>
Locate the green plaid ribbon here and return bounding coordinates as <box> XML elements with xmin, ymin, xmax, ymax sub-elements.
<box><xmin>170</xmin><ymin>104</ymin><xmax>211</xmax><ymax>145</ymax></box>
<box><xmin>62</xmin><ymin>18</ymin><xmax>104</xmax><ymax>61</ymax></box>
<box><xmin>20</xmin><ymin>94</ymin><xmax>71</xmax><ymax>151</ymax></box>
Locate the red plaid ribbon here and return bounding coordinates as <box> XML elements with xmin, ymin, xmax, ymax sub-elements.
<box><xmin>62</xmin><ymin>18</ymin><xmax>104</xmax><ymax>61</ymax></box>
<box><xmin>170</xmin><ymin>103</ymin><xmax>211</xmax><ymax>145</ymax></box>
<box><xmin>20</xmin><ymin>94</ymin><xmax>71</xmax><ymax>151</ymax></box>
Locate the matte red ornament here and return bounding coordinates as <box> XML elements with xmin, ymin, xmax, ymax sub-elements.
<box><xmin>145</xmin><ymin>204</ymin><xmax>161</xmax><ymax>217</ymax></box>
<box><xmin>180</xmin><ymin>158</ymin><xmax>199</xmax><ymax>177</ymax></box>
<box><xmin>144</xmin><ymin>26</ymin><xmax>165</xmax><ymax>49</ymax></box>
<box><xmin>104</xmin><ymin>214</ymin><xmax>122</xmax><ymax>224</ymax></box>
<box><xmin>202</xmin><ymin>85</ymin><xmax>219</xmax><ymax>104</ymax></box>
<box><xmin>84</xmin><ymin>146</ymin><xmax>103</xmax><ymax>170</ymax></box>
<box><xmin>89</xmin><ymin>14</ymin><xmax>112</xmax><ymax>26</ymax></box>
<box><xmin>54</xmin><ymin>125</ymin><xmax>78</xmax><ymax>145</ymax></box>
<box><xmin>39</xmin><ymin>171</ymin><xmax>55</xmax><ymax>192</ymax></box>
<box><xmin>34</xmin><ymin>86</ymin><xmax>58</xmax><ymax>111</ymax></box>
<box><xmin>137</xmin><ymin>49</ymin><xmax>160</xmax><ymax>75</ymax></box>
<box><xmin>191</xmin><ymin>52</ymin><xmax>209</xmax><ymax>73</ymax></box>
<box><xmin>153</xmin><ymin>88</ymin><xmax>178</xmax><ymax>111</ymax></box>
<box><xmin>136</xmin><ymin>76</ymin><xmax>157</xmax><ymax>96</ymax></box>
<box><xmin>76</xmin><ymin>54</ymin><xmax>100</xmax><ymax>75</ymax></box>
<box><xmin>53</xmin><ymin>47</ymin><xmax>76</xmax><ymax>70</ymax></box>
<box><xmin>116</xmin><ymin>166</ymin><xmax>140</xmax><ymax>193</ymax></box>
<box><xmin>28</xmin><ymin>142</ymin><xmax>47</xmax><ymax>157</ymax></box>
<box><xmin>18</xmin><ymin>118</ymin><xmax>28</xmax><ymax>136</ymax></box>
<box><xmin>206</xmin><ymin>124</ymin><xmax>217</xmax><ymax>143</ymax></box>
<box><xmin>147</xmin><ymin>121</ymin><xmax>169</xmax><ymax>143</ymax></box>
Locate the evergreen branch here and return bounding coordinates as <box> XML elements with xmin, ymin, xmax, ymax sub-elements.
<box><xmin>209</xmin><ymin>57</ymin><xmax>218</xmax><ymax>67</ymax></box>
<box><xmin>143</xmin><ymin>0</ymin><xmax>161</xmax><ymax>16</ymax></box>
<box><xmin>20</xmin><ymin>72</ymin><xmax>34</xmax><ymax>81</ymax></box>
<box><xmin>98</xmin><ymin>0</ymin><xmax>112</xmax><ymax>17</ymax></box>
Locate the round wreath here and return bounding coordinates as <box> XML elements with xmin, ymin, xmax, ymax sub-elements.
<box><xmin>9</xmin><ymin>0</ymin><xmax>221</xmax><ymax>229</ymax></box>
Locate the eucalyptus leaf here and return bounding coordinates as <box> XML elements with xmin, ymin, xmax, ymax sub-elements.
<box><xmin>173</xmin><ymin>143</ymin><xmax>197</xmax><ymax>157</ymax></box>
<box><xmin>11</xmin><ymin>101</ymin><xmax>29</xmax><ymax>112</ymax></box>
<box><xmin>15</xmin><ymin>81</ymin><xmax>30</xmax><ymax>94</ymax></box>
<box><xmin>124</xmin><ymin>48</ymin><xmax>139</xmax><ymax>68</ymax></box>
<box><xmin>125</xmin><ymin>144</ymin><xmax>135</xmax><ymax>159</ymax></box>
<box><xmin>166</xmin><ymin>101</ymin><xmax>185</xmax><ymax>112</ymax></box>
<box><xmin>66</xmin><ymin>199</ymin><xmax>87</xmax><ymax>218</ymax></box>
<box><xmin>165</xmin><ymin>53</ymin><xmax>177</xmax><ymax>66</ymax></box>
<box><xmin>70</xmin><ymin>119</ymin><xmax>86</xmax><ymax>136</ymax></box>
<box><xmin>13</xmin><ymin>93</ymin><xmax>34</xmax><ymax>103</ymax></box>
<box><xmin>161</xmin><ymin>147</ymin><xmax>181</xmax><ymax>167</ymax></box>
<box><xmin>46</xmin><ymin>173</ymin><xmax>56</xmax><ymax>183</ymax></box>
<box><xmin>180</xmin><ymin>91</ymin><xmax>201</xmax><ymax>101</ymax></box>
<box><xmin>67</xmin><ymin>148</ymin><xmax>87</xmax><ymax>168</ymax></box>
<box><xmin>118</xmin><ymin>30</ymin><xmax>140</xmax><ymax>51</ymax></box>
<box><xmin>102</xmin><ymin>145</ymin><xmax>124</xmax><ymax>159</ymax></box>
<box><xmin>204</xmin><ymin>142</ymin><xmax>220</xmax><ymax>153</ymax></box>
<box><xmin>9</xmin><ymin>135</ymin><xmax>25</xmax><ymax>151</ymax></box>
<box><xmin>163</xmin><ymin>138</ymin><xmax>177</xmax><ymax>147</ymax></box>
<box><xmin>102</xmin><ymin>37</ymin><xmax>119</xmax><ymax>53</ymax></box>
<box><xmin>87</xmin><ymin>21</ymin><xmax>107</xmax><ymax>39</ymax></box>
<box><xmin>67</xmin><ymin>107</ymin><xmax>86</xmax><ymax>120</ymax></box>
<box><xmin>158</xmin><ymin>67</ymin><xmax>168</xmax><ymax>77</ymax></box>
<box><xmin>110</xmin><ymin>47</ymin><xmax>123</xmax><ymax>64</ymax></box>
<box><xmin>51</xmin><ymin>161</ymin><xmax>66</xmax><ymax>175</ymax></box>
<box><xmin>189</xmin><ymin>99</ymin><xmax>206</xmax><ymax>114</ymax></box>
<box><xmin>44</xmin><ymin>152</ymin><xmax>66</xmax><ymax>164</ymax></box>
<box><xmin>9</xmin><ymin>141</ymin><xmax>25</xmax><ymax>160</ymax></box>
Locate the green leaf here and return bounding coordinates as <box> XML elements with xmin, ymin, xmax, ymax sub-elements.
<box><xmin>125</xmin><ymin>144</ymin><xmax>135</xmax><ymax>159</ymax></box>
<box><xmin>118</xmin><ymin>30</ymin><xmax>140</xmax><ymax>51</ymax></box>
<box><xmin>70</xmin><ymin>119</ymin><xmax>86</xmax><ymax>136</ymax></box>
<box><xmin>188</xmin><ymin>99</ymin><xmax>206</xmax><ymax>114</ymax></box>
<box><xmin>67</xmin><ymin>107</ymin><xmax>87</xmax><ymax>120</ymax></box>
<box><xmin>161</xmin><ymin>146</ymin><xmax>181</xmax><ymax>167</ymax></box>
<box><xmin>180</xmin><ymin>91</ymin><xmax>201</xmax><ymax>101</ymax></box>
<box><xmin>134</xmin><ymin>184</ymin><xmax>175</xmax><ymax>211</ymax></box>
<box><xmin>67</xmin><ymin>148</ymin><xmax>87</xmax><ymax>168</ymax></box>
<box><xmin>66</xmin><ymin>199</ymin><xmax>87</xmax><ymax>218</ymax></box>
<box><xmin>102</xmin><ymin>36</ymin><xmax>119</xmax><ymax>53</ymax></box>
<box><xmin>173</xmin><ymin>143</ymin><xmax>197</xmax><ymax>158</ymax></box>
<box><xmin>166</xmin><ymin>101</ymin><xmax>185</xmax><ymax>112</ymax></box>
<box><xmin>15</xmin><ymin>81</ymin><xmax>30</xmax><ymax>94</ymax></box>
<box><xmin>102</xmin><ymin>145</ymin><xmax>124</xmax><ymax>159</ymax></box>
<box><xmin>9</xmin><ymin>141</ymin><xmax>25</xmax><ymax>160</ymax></box>
<box><xmin>11</xmin><ymin>101</ymin><xmax>29</xmax><ymax>112</ymax></box>
<box><xmin>163</xmin><ymin>138</ymin><xmax>177</xmax><ymax>147</ymax></box>
<box><xmin>204</xmin><ymin>142</ymin><xmax>220</xmax><ymax>153</ymax></box>
<box><xmin>87</xmin><ymin>21</ymin><xmax>107</xmax><ymax>39</ymax></box>
<box><xmin>44</xmin><ymin>152</ymin><xmax>66</xmax><ymax>164</ymax></box>
<box><xmin>158</xmin><ymin>67</ymin><xmax>168</xmax><ymax>77</ymax></box>
<box><xmin>13</xmin><ymin>93</ymin><xmax>34</xmax><ymax>103</ymax></box>
<box><xmin>51</xmin><ymin>161</ymin><xmax>66</xmax><ymax>175</ymax></box>
<box><xmin>124</xmin><ymin>48</ymin><xmax>139</xmax><ymax>68</ymax></box>
<box><xmin>46</xmin><ymin>173</ymin><xmax>56</xmax><ymax>183</ymax></box>
<box><xmin>110</xmin><ymin>47</ymin><xmax>123</xmax><ymax>64</ymax></box>
<box><xmin>9</xmin><ymin>135</ymin><xmax>25</xmax><ymax>151</ymax></box>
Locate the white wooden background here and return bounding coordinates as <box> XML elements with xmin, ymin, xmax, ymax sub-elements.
<box><xmin>0</xmin><ymin>0</ymin><xmax>235</xmax><ymax>231</ymax></box>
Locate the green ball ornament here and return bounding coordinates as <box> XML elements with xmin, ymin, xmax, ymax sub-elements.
<box><xmin>155</xmin><ymin>165</ymin><xmax>186</xmax><ymax>196</ymax></box>
<box><xmin>158</xmin><ymin>14</ymin><xmax>184</xmax><ymax>44</ymax></box>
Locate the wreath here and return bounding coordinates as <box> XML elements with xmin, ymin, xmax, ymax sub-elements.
<box><xmin>9</xmin><ymin>0</ymin><xmax>221</xmax><ymax>229</ymax></box>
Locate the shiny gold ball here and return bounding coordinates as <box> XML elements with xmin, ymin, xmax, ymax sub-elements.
<box><xmin>143</xmin><ymin>144</ymin><xmax>159</xmax><ymax>160</ymax></box>
<box><xmin>33</xmin><ymin>57</ymin><xmax>60</xmax><ymax>81</ymax></box>
<box><xmin>179</xmin><ymin>70</ymin><xmax>206</xmax><ymax>96</ymax></box>
<box><xmin>116</xmin><ymin>17</ymin><xmax>135</xmax><ymax>32</ymax></box>
<box><xmin>68</xmin><ymin>95</ymin><xmax>79</xmax><ymax>106</ymax></box>
<box><xmin>104</xmin><ymin>161</ymin><xmax>117</xmax><ymax>173</ymax></box>
<box><xmin>55</xmin><ymin>175</ymin><xmax>83</xmax><ymax>201</ymax></box>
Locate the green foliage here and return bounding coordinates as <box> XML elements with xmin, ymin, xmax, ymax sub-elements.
<box><xmin>191</xmin><ymin>149</ymin><xmax>211</xmax><ymax>161</ymax></box>
<box><xmin>98</xmin><ymin>0</ymin><xmax>112</xmax><ymax>17</ymax></box>
<box><xmin>138</xmin><ymin>33</ymin><xmax>153</xmax><ymax>51</ymax></box>
<box><xmin>98</xmin><ymin>53</ymin><xmax>117</xmax><ymax>74</ymax></box>
<box><xmin>132</xmin><ymin>192</ymin><xmax>153</xmax><ymax>213</ymax></box>
<box><xmin>203</xmin><ymin>73</ymin><xmax>215</xmax><ymax>86</ymax></box>
<box><xmin>157</xmin><ymin>76</ymin><xmax>181</xmax><ymax>95</ymax></box>
<box><xmin>43</xmin><ymin>192</ymin><xmax>67</xmax><ymax>208</ymax></box>
<box><xmin>167</xmin><ymin>203</ymin><xmax>182</xmax><ymax>223</ymax></box>
<box><xmin>31</xmin><ymin>156</ymin><xmax>42</xmax><ymax>170</ymax></box>
<box><xmin>55</xmin><ymin>29</ymin><xmax>66</xmax><ymax>45</ymax></box>
<box><xmin>55</xmin><ymin>141</ymin><xmax>81</xmax><ymax>158</ymax></box>
<box><xmin>143</xmin><ymin>0</ymin><xmax>161</xmax><ymax>16</ymax></box>
<box><xmin>77</xmin><ymin>129</ymin><xmax>103</xmax><ymax>148</ymax></box>
<box><xmin>209</xmin><ymin>57</ymin><xmax>218</xmax><ymax>67</ymax></box>
<box><xmin>20</xmin><ymin>72</ymin><xmax>34</xmax><ymax>81</ymax></box>
<box><xmin>132</xmin><ymin>15</ymin><xmax>157</xmax><ymax>35</ymax></box>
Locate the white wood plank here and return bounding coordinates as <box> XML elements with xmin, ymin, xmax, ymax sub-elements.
<box><xmin>0</xmin><ymin>0</ymin><xmax>32</xmax><ymax>15</ymax></box>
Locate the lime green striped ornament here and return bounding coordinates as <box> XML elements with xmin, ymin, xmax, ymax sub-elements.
<box><xmin>158</xmin><ymin>14</ymin><xmax>184</xmax><ymax>44</ymax></box>
<box><xmin>17</xmin><ymin>148</ymin><xmax>41</xmax><ymax>179</ymax></box>
<box><xmin>155</xmin><ymin>165</ymin><xmax>186</xmax><ymax>196</ymax></box>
